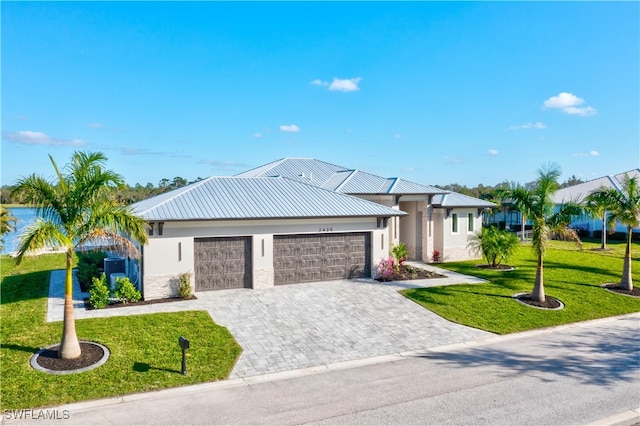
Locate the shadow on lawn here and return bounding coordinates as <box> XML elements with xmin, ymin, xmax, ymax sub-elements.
<box><xmin>0</xmin><ymin>343</ymin><xmax>40</xmax><ymax>354</ymax></box>
<box><xmin>416</xmin><ymin>320</ymin><xmax>640</xmax><ymax>386</ymax></box>
<box><xmin>133</xmin><ymin>362</ymin><xmax>181</xmax><ymax>375</ymax></box>
<box><xmin>1</xmin><ymin>271</ymin><xmax>50</xmax><ymax>305</ymax></box>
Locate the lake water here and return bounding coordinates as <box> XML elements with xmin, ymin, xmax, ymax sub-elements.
<box><xmin>2</xmin><ymin>207</ymin><xmax>39</xmax><ymax>255</ymax></box>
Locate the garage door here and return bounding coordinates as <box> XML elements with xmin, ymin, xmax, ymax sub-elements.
<box><xmin>194</xmin><ymin>237</ymin><xmax>252</xmax><ymax>291</ymax></box>
<box><xmin>274</xmin><ymin>233</ymin><xmax>371</xmax><ymax>285</ymax></box>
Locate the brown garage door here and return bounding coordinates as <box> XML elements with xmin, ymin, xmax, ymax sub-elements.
<box><xmin>194</xmin><ymin>237</ymin><xmax>252</xmax><ymax>290</ymax></box>
<box><xmin>274</xmin><ymin>233</ymin><xmax>371</xmax><ymax>285</ymax></box>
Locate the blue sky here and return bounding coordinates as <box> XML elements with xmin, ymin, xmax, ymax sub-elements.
<box><xmin>2</xmin><ymin>1</ymin><xmax>638</xmax><ymax>188</ymax></box>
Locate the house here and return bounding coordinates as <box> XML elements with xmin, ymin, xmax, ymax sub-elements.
<box><xmin>552</xmin><ymin>169</ymin><xmax>640</xmax><ymax>236</ymax></box>
<box><xmin>130</xmin><ymin>158</ymin><xmax>495</xmax><ymax>299</ymax></box>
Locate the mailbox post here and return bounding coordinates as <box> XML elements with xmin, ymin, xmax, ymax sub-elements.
<box><xmin>178</xmin><ymin>336</ymin><xmax>190</xmax><ymax>375</ymax></box>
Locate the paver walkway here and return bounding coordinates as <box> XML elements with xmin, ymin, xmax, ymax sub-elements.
<box><xmin>47</xmin><ymin>264</ymin><xmax>492</xmax><ymax>378</ymax></box>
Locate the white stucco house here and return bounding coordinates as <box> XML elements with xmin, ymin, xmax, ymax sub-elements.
<box><xmin>130</xmin><ymin>158</ymin><xmax>495</xmax><ymax>299</ymax></box>
<box><xmin>552</xmin><ymin>169</ymin><xmax>640</xmax><ymax>236</ymax></box>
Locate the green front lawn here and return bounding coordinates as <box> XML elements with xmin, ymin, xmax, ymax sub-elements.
<box><xmin>0</xmin><ymin>254</ymin><xmax>242</xmax><ymax>410</ymax></box>
<box><xmin>402</xmin><ymin>239</ymin><xmax>640</xmax><ymax>334</ymax></box>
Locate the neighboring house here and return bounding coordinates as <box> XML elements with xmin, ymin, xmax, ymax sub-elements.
<box><xmin>552</xmin><ymin>169</ymin><xmax>640</xmax><ymax>235</ymax></box>
<box><xmin>130</xmin><ymin>158</ymin><xmax>495</xmax><ymax>299</ymax></box>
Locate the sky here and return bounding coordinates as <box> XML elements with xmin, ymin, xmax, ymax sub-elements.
<box><xmin>2</xmin><ymin>1</ymin><xmax>639</xmax><ymax>189</ymax></box>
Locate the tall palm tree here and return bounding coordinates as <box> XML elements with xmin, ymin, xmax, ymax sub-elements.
<box><xmin>585</xmin><ymin>175</ymin><xmax>640</xmax><ymax>291</ymax></box>
<box><xmin>13</xmin><ymin>151</ymin><xmax>149</xmax><ymax>359</ymax></box>
<box><xmin>0</xmin><ymin>206</ymin><xmax>18</xmax><ymax>251</ymax></box>
<box><xmin>497</xmin><ymin>163</ymin><xmax>582</xmax><ymax>302</ymax></box>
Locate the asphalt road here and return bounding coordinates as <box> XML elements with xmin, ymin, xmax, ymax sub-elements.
<box><xmin>4</xmin><ymin>314</ymin><xmax>639</xmax><ymax>426</ymax></box>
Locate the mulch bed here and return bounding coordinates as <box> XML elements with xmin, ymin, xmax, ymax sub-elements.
<box><xmin>376</xmin><ymin>264</ymin><xmax>446</xmax><ymax>282</ymax></box>
<box><xmin>602</xmin><ymin>284</ymin><xmax>640</xmax><ymax>297</ymax></box>
<box><xmin>35</xmin><ymin>342</ymin><xmax>104</xmax><ymax>372</ymax></box>
<box><xmin>83</xmin><ymin>296</ymin><xmax>197</xmax><ymax>310</ymax></box>
<box><xmin>515</xmin><ymin>293</ymin><xmax>562</xmax><ymax>309</ymax></box>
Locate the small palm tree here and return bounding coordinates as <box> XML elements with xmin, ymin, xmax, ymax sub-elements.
<box><xmin>467</xmin><ymin>226</ymin><xmax>519</xmax><ymax>268</ymax></box>
<box><xmin>584</xmin><ymin>192</ymin><xmax>612</xmax><ymax>250</ymax></box>
<box><xmin>0</xmin><ymin>206</ymin><xmax>18</xmax><ymax>251</ymax></box>
<box><xmin>585</xmin><ymin>175</ymin><xmax>640</xmax><ymax>291</ymax></box>
<box><xmin>13</xmin><ymin>151</ymin><xmax>149</xmax><ymax>359</ymax></box>
<box><xmin>496</xmin><ymin>163</ymin><xmax>582</xmax><ymax>302</ymax></box>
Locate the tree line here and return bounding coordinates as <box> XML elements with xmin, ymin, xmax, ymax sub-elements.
<box><xmin>1</xmin><ymin>175</ymin><xmax>584</xmax><ymax>206</ymax></box>
<box><xmin>1</xmin><ymin>176</ymin><xmax>203</xmax><ymax>205</ymax></box>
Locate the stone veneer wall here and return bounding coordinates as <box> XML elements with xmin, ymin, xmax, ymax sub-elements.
<box><xmin>143</xmin><ymin>274</ymin><xmax>180</xmax><ymax>300</ymax></box>
<box><xmin>253</xmin><ymin>267</ymin><xmax>275</xmax><ymax>289</ymax></box>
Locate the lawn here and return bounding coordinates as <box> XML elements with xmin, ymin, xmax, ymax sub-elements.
<box><xmin>402</xmin><ymin>239</ymin><xmax>640</xmax><ymax>334</ymax></box>
<box><xmin>0</xmin><ymin>253</ymin><xmax>242</xmax><ymax>410</ymax></box>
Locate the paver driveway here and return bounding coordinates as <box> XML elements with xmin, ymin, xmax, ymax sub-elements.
<box><xmin>49</xmin><ymin>266</ymin><xmax>493</xmax><ymax>378</ymax></box>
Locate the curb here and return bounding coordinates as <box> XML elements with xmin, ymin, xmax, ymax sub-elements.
<box><xmin>584</xmin><ymin>408</ymin><xmax>640</xmax><ymax>426</ymax></box>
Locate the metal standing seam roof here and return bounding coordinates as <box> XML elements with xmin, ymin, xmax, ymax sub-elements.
<box><xmin>237</xmin><ymin>157</ymin><xmax>446</xmax><ymax>195</ymax></box>
<box><xmin>131</xmin><ymin>176</ymin><xmax>407</xmax><ymax>221</ymax></box>
<box><xmin>552</xmin><ymin>169</ymin><xmax>640</xmax><ymax>204</ymax></box>
<box><xmin>431</xmin><ymin>192</ymin><xmax>496</xmax><ymax>208</ymax></box>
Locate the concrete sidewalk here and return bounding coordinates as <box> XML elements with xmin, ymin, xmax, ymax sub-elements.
<box><xmin>46</xmin><ymin>263</ymin><xmax>492</xmax><ymax>378</ymax></box>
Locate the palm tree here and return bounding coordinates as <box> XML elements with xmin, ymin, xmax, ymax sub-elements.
<box><xmin>0</xmin><ymin>206</ymin><xmax>18</xmax><ymax>251</ymax></box>
<box><xmin>585</xmin><ymin>175</ymin><xmax>640</xmax><ymax>291</ymax></box>
<box><xmin>496</xmin><ymin>163</ymin><xmax>582</xmax><ymax>302</ymax></box>
<box><xmin>584</xmin><ymin>193</ymin><xmax>612</xmax><ymax>250</ymax></box>
<box><xmin>13</xmin><ymin>151</ymin><xmax>149</xmax><ymax>359</ymax></box>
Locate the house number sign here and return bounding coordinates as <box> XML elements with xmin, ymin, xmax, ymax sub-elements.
<box><xmin>318</xmin><ymin>227</ymin><xmax>334</xmax><ymax>232</ymax></box>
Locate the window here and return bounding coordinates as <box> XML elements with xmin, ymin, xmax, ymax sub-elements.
<box><xmin>452</xmin><ymin>213</ymin><xmax>458</xmax><ymax>233</ymax></box>
<box><xmin>468</xmin><ymin>213</ymin><xmax>474</xmax><ymax>232</ymax></box>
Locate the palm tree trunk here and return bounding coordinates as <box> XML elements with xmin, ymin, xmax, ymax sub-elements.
<box><xmin>600</xmin><ymin>211</ymin><xmax>607</xmax><ymax>250</ymax></box>
<box><xmin>59</xmin><ymin>250</ymin><xmax>81</xmax><ymax>359</ymax></box>
<box><xmin>532</xmin><ymin>253</ymin><xmax>545</xmax><ymax>302</ymax></box>
<box><xmin>620</xmin><ymin>227</ymin><xmax>633</xmax><ymax>291</ymax></box>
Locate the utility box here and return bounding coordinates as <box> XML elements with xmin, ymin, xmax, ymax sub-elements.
<box><xmin>110</xmin><ymin>273</ymin><xmax>126</xmax><ymax>289</ymax></box>
<box><xmin>104</xmin><ymin>257</ymin><xmax>125</xmax><ymax>279</ymax></box>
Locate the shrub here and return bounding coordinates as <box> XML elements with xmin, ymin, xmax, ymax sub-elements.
<box><xmin>178</xmin><ymin>272</ymin><xmax>193</xmax><ymax>299</ymax></box>
<box><xmin>467</xmin><ymin>226</ymin><xmax>519</xmax><ymax>267</ymax></box>
<box><xmin>431</xmin><ymin>250</ymin><xmax>441</xmax><ymax>263</ymax></box>
<box><xmin>113</xmin><ymin>276</ymin><xmax>141</xmax><ymax>303</ymax></box>
<box><xmin>376</xmin><ymin>257</ymin><xmax>396</xmax><ymax>281</ymax></box>
<box><xmin>76</xmin><ymin>251</ymin><xmax>107</xmax><ymax>291</ymax></box>
<box><xmin>88</xmin><ymin>273</ymin><xmax>110</xmax><ymax>309</ymax></box>
<box><xmin>390</xmin><ymin>243</ymin><xmax>408</xmax><ymax>266</ymax></box>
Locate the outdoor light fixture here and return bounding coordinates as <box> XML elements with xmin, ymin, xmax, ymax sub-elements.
<box><xmin>178</xmin><ymin>336</ymin><xmax>190</xmax><ymax>375</ymax></box>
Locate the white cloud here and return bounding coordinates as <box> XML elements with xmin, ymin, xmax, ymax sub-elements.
<box><xmin>562</xmin><ymin>106</ymin><xmax>597</xmax><ymax>116</ymax></box>
<box><xmin>508</xmin><ymin>122</ymin><xmax>546</xmax><ymax>130</ymax></box>
<box><xmin>312</xmin><ymin>77</ymin><xmax>362</xmax><ymax>92</ymax></box>
<box><xmin>252</xmin><ymin>133</ymin><xmax>263</xmax><ymax>138</ymax></box>
<box><xmin>394</xmin><ymin>134</ymin><xmax>402</xmax><ymax>139</ymax></box>
<box><xmin>279</xmin><ymin>124</ymin><xmax>300</xmax><ymax>132</ymax></box>
<box><xmin>572</xmin><ymin>150</ymin><xmax>600</xmax><ymax>157</ymax></box>
<box><xmin>2</xmin><ymin>130</ymin><xmax>85</xmax><ymax>147</ymax></box>
<box><xmin>444</xmin><ymin>156</ymin><xmax>463</xmax><ymax>164</ymax></box>
<box><xmin>542</xmin><ymin>92</ymin><xmax>597</xmax><ymax>116</ymax></box>
<box><xmin>87</xmin><ymin>122</ymin><xmax>104</xmax><ymax>129</ymax></box>
<box><xmin>329</xmin><ymin>77</ymin><xmax>361</xmax><ymax>92</ymax></box>
<box><xmin>488</xmin><ymin>149</ymin><xmax>499</xmax><ymax>155</ymax></box>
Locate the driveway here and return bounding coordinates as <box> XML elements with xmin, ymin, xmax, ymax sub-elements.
<box><xmin>48</xmin><ymin>266</ymin><xmax>492</xmax><ymax>378</ymax></box>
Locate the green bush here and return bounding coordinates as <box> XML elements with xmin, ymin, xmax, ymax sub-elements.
<box><xmin>88</xmin><ymin>273</ymin><xmax>110</xmax><ymax>309</ymax></box>
<box><xmin>467</xmin><ymin>226</ymin><xmax>519</xmax><ymax>267</ymax></box>
<box><xmin>178</xmin><ymin>272</ymin><xmax>193</xmax><ymax>299</ymax></box>
<box><xmin>76</xmin><ymin>251</ymin><xmax>106</xmax><ymax>291</ymax></box>
<box><xmin>113</xmin><ymin>276</ymin><xmax>141</xmax><ymax>303</ymax></box>
<box><xmin>391</xmin><ymin>243</ymin><xmax>408</xmax><ymax>266</ymax></box>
